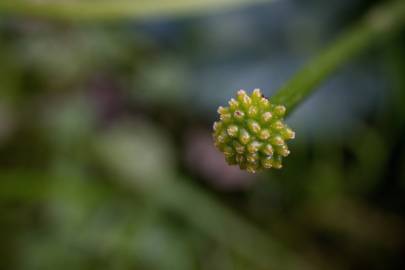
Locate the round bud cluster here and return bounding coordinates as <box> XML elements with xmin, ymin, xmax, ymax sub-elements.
<box><xmin>213</xmin><ymin>89</ymin><xmax>295</xmax><ymax>173</ymax></box>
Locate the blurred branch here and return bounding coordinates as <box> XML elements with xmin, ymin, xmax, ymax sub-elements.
<box><xmin>271</xmin><ymin>0</ymin><xmax>405</xmax><ymax>115</ymax></box>
<box><xmin>0</xmin><ymin>0</ymin><xmax>270</xmax><ymax>21</ymax></box>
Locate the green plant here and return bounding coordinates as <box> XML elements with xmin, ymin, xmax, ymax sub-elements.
<box><xmin>214</xmin><ymin>0</ymin><xmax>405</xmax><ymax>172</ymax></box>
<box><xmin>213</xmin><ymin>89</ymin><xmax>295</xmax><ymax>173</ymax></box>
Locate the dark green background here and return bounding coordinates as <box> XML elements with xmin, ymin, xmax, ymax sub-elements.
<box><xmin>1</xmin><ymin>0</ymin><xmax>405</xmax><ymax>269</ymax></box>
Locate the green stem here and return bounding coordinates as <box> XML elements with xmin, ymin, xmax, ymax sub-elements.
<box><xmin>271</xmin><ymin>0</ymin><xmax>405</xmax><ymax>114</ymax></box>
<box><xmin>0</xmin><ymin>0</ymin><xmax>269</xmax><ymax>21</ymax></box>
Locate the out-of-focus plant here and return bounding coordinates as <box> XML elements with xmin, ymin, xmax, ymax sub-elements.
<box><xmin>0</xmin><ymin>0</ymin><xmax>270</xmax><ymax>21</ymax></box>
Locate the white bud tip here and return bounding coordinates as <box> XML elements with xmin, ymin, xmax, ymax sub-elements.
<box><xmin>273</xmin><ymin>136</ymin><xmax>284</xmax><ymax>146</ymax></box>
<box><xmin>262</xmin><ymin>112</ymin><xmax>272</xmax><ymax>122</ymax></box>
<box><xmin>216</xmin><ymin>106</ymin><xmax>223</xmax><ymax>114</ymax></box>
<box><xmin>259</xmin><ymin>129</ymin><xmax>270</xmax><ymax>140</ymax></box>
<box><xmin>227</xmin><ymin>125</ymin><xmax>238</xmax><ymax>137</ymax></box>
<box><xmin>229</xmin><ymin>98</ymin><xmax>238</xmax><ymax>107</ymax></box>
<box><xmin>252</xmin><ymin>88</ymin><xmax>262</xmax><ymax>98</ymax></box>
<box><xmin>275</xmin><ymin>105</ymin><xmax>286</xmax><ymax>116</ymax></box>
<box><xmin>237</xmin><ymin>89</ymin><xmax>247</xmax><ymax>96</ymax></box>
<box><xmin>234</xmin><ymin>110</ymin><xmax>244</xmax><ymax>119</ymax></box>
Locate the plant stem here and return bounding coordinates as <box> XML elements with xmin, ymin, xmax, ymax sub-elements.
<box><xmin>0</xmin><ymin>0</ymin><xmax>269</xmax><ymax>21</ymax></box>
<box><xmin>271</xmin><ymin>0</ymin><xmax>405</xmax><ymax>115</ymax></box>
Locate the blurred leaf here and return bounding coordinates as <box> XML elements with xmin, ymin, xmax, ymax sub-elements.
<box><xmin>0</xmin><ymin>0</ymin><xmax>271</xmax><ymax>21</ymax></box>
<box><xmin>134</xmin><ymin>57</ymin><xmax>190</xmax><ymax>106</ymax></box>
<box><xmin>94</xmin><ymin>119</ymin><xmax>176</xmax><ymax>190</ymax></box>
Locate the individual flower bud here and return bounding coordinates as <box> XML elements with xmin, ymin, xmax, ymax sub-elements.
<box><xmin>237</xmin><ymin>89</ymin><xmax>247</xmax><ymax>96</ymax></box>
<box><xmin>228</xmin><ymin>98</ymin><xmax>239</xmax><ymax>109</ymax></box>
<box><xmin>247</xmin><ymin>141</ymin><xmax>261</xmax><ymax>153</ymax></box>
<box><xmin>272</xmin><ymin>136</ymin><xmax>284</xmax><ymax>146</ymax></box>
<box><xmin>233</xmin><ymin>110</ymin><xmax>244</xmax><ymax>121</ymax></box>
<box><xmin>242</xmin><ymin>95</ymin><xmax>252</xmax><ymax>107</ymax></box>
<box><xmin>274</xmin><ymin>105</ymin><xmax>286</xmax><ymax>117</ymax></box>
<box><xmin>278</xmin><ymin>145</ymin><xmax>290</xmax><ymax>157</ymax></box>
<box><xmin>217</xmin><ymin>106</ymin><xmax>229</xmax><ymax>115</ymax></box>
<box><xmin>262</xmin><ymin>144</ymin><xmax>274</xmax><ymax>156</ymax></box>
<box><xmin>220</xmin><ymin>113</ymin><xmax>232</xmax><ymax>122</ymax></box>
<box><xmin>282</xmin><ymin>128</ymin><xmax>295</xmax><ymax>140</ymax></box>
<box><xmin>237</xmin><ymin>90</ymin><xmax>252</xmax><ymax>108</ymax></box>
<box><xmin>234</xmin><ymin>141</ymin><xmax>245</xmax><ymax>154</ymax></box>
<box><xmin>262</xmin><ymin>157</ymin><xmax>273</xmax><ymax>169</ymax></box>
<box><xmin>239</xmin><ymin>129</ymin><xmax>250</xmax><ymax>145</ymax></box>
<box><xmin>252</xmin><ymin>88</ymin><xmax>262</xmax><ymax>100</ymax></box>
<box><xmin>217</xmin><ymin>131</ymin><xmax>229</xmax><ymax>144</ymax></box>
<box><xmin>259</xmin><ymin>97</ymin><xmax>270</xmax><ymax>108</ymax></box>
<box><xmin>227</xmin><ymin>125</ymin><xmax>239</xmax><ymax>137</ymax></box>
<box><xmin>271</xmin><ymin>155</ymin><xmax>283</xmax><ymax>169</ymax></box>
<box><xmin>272</xmin><ymin>121</ymin><xmax>284</xmax><ymax>131</ymax></box>
<box><xmin>248</xmin><ymin>120</ymin><xmax>261</xmax><ymax>134</ymax></box>
<box><xmin>246</xmin><ymin>164</ymin><xmax>258</xmax><ymax>173</ymax></box>
<box><xmin>213</xmin><ymin>88</ymin><xmax>295</xmax><ymax>173</ymax></box>
<box><xmin>247</xmin><ymin>106</ymin><xmax>258</xmax><ymax>117</ymax></box>
<box><xmin>213</xmin><ymin>121</ymin><xmax>222</xmax><ymax>132</ymax></box>
<box><xmin>236</xmin><ymin>90</ymin><xmax>247</xmax><ymax>102</ymax></box>
<box><xmin>262</xmin><ymin>112</ymin><xmax>272</xmax><ymax>122</ymax></box>
<box><xmin>246</xmin><ymin>153</ymin><xmax>259</xmax><ymax>163</ymax></box>
<box><xmin>259</xmin><ymin>129</ymin><xmax>270</xmax><ymax>140</ymax></box>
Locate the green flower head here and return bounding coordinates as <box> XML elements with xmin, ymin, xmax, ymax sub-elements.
<box><xmin>213</xmin><ymin>89</ymin><xmax>295</xmax><ymax>173</ymax></box>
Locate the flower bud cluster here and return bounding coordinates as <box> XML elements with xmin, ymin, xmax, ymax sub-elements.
<box><xmin>213</xmin><ymin>89</ymin><xmax>295</xmax><ymax>173</ymax></box>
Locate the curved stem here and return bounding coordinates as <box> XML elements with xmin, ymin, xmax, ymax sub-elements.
<box><xmin>271</xmin><ymin>0</ymin><xmax>405</xmax><ymax>115</ymax></box>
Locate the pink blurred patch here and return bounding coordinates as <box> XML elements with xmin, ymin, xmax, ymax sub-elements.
<box><xmin>87</xmin><ymin>74</ymin><xmax>124</xmax><ymax>122</ymax></box>
<box><xmin>184</xmin><ymin>128</ymin><xmax>255</xmax><ymax>191</ymax></box>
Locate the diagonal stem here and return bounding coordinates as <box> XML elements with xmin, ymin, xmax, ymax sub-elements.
<box><xmin>271</xmin><ymin>0</ymin><xmax>405</xmax><ymax>115</ymax></box>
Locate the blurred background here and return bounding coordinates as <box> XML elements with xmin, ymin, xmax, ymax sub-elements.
<box><xmin>1</xmin><ymin>0</ymin><xmax>405</xmax><ymax>269</ymax></box>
